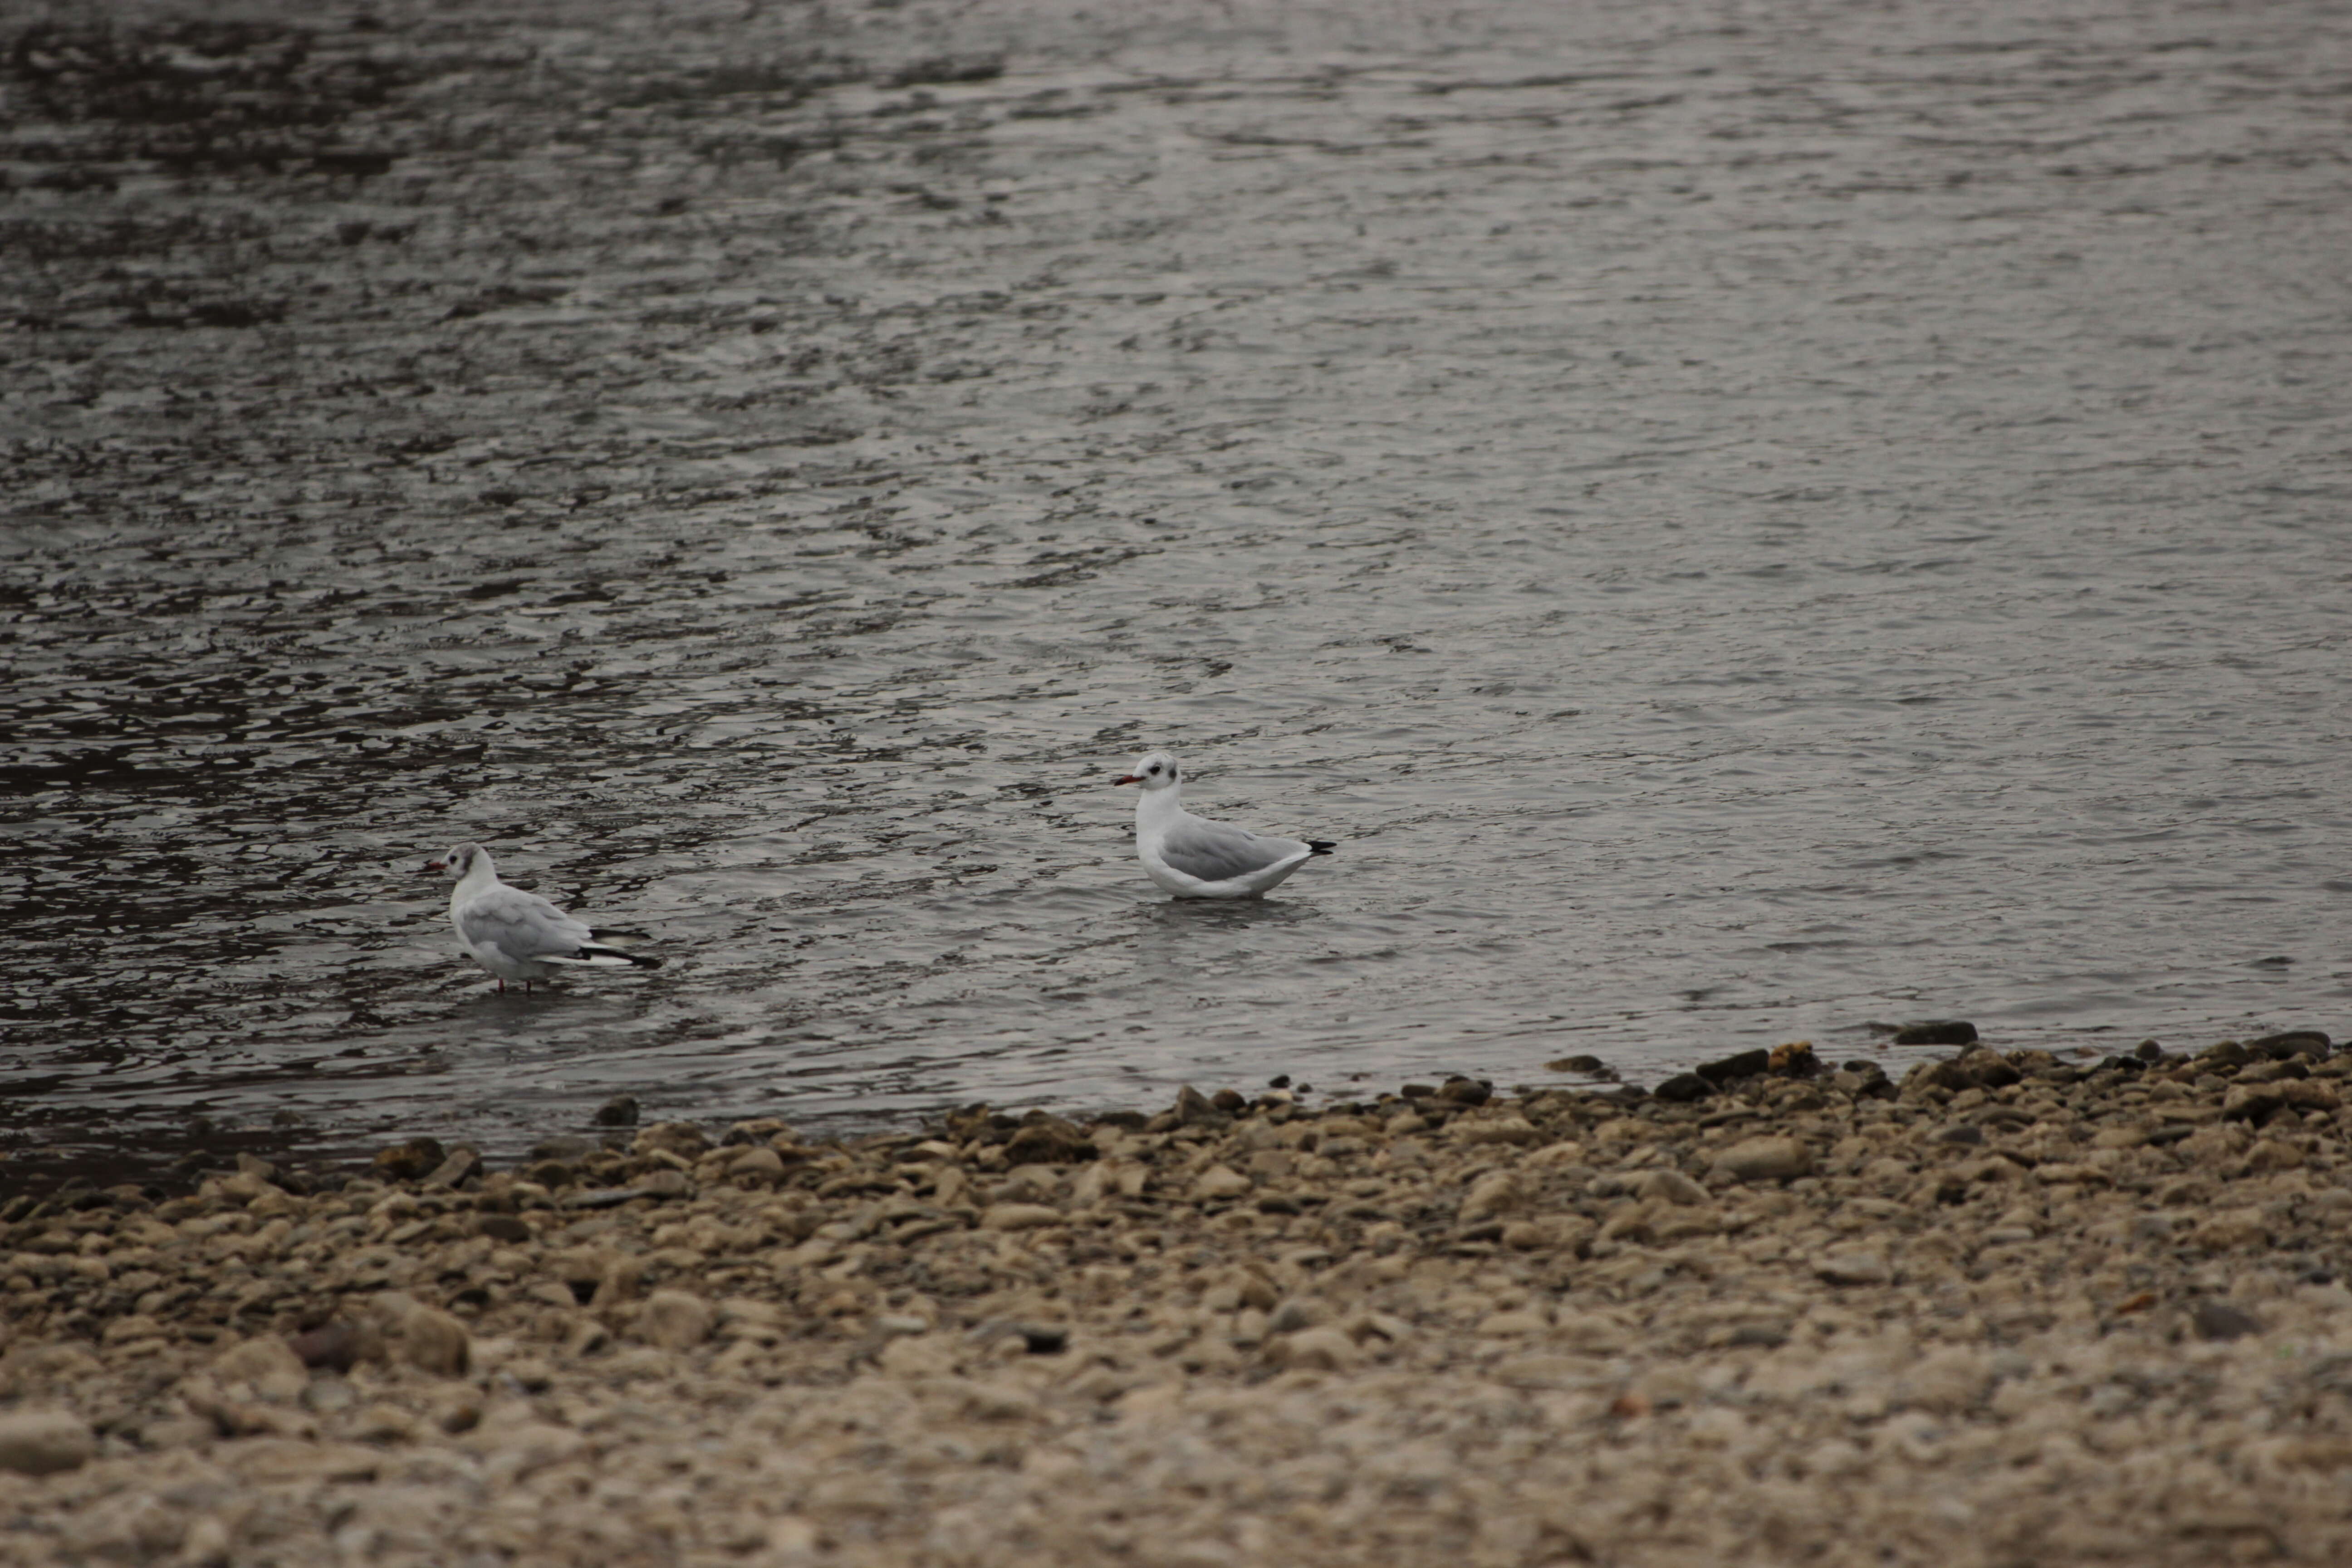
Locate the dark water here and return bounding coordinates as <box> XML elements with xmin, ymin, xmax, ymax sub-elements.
<box><xmin>6</xmin><ymin>0</ymin><xmax>2350</xmax><ymax>1177</ymax></box>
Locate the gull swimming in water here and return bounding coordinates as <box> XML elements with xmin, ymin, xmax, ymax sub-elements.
<box><xmin>422</xmin><ymin>843</ymin><xmax>663</xmax><ymax>992</ymax></box>
<box><xmin>1113</xmin><ymin>750</ymin><xmax>1336</xmax><ymax>899</ymax></box>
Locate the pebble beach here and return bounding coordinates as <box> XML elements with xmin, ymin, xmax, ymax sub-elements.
<box><xmin>6</xmin><ymin>1037</ymin><xmax>2352</xmax><ymax>1565</ymax></box>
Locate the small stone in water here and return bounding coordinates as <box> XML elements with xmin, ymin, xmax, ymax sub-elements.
<box><xmin>596</xmin><ymin>1095</ymin><xmax>642</xmax><ymax>1127</ymax></box>
<box><xmin>2250</xmin><ymin>1029</ymin><xmax>2331</xmax><ymax>1059</ymax></box>
<box><xmin>1652</xmin><ymin>1072</ymin><xmax>1712</xmax><ymax>1103</ymax></box>
<box><xmin>1173</xmin><ymin>1085</ymin><xmax>1223</xmax><ymax>1126</ymax></box>
<box><xmin>372</xmin><ymin>1137</ymin><xmax>445</xmax><ymax>1181</ymax></box>
<box><xmin>1438</xmin><ymin>1076</ymin><xmax>1493</xmax><ymax>1106</ymax></box>
<box><xmin>1002</xmin><ymin>1117</ymin><xmax>1096</xmax><ymax>1165</ymax></box>
<box><xmin>421</xmin><ymin>1145</ymin><xmax>481</xmax><ymax>1191</ymax></box>
<box><xmin>1695</xmin><ymin>1049</ymin><xmax>1769</xmax><ymax>1085</ymax></box>
<box><xmin>1891</xmin><ymin>1020</ymin><xmax>1979</xmax><ymax>1046</ymax></box>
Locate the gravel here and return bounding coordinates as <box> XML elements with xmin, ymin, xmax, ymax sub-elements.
<box><xmin>5</xmin><ymin>1042</ymin><xmax>2352</xmax><ymax>1564</ymax></box>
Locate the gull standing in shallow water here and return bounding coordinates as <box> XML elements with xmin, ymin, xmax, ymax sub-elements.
<box><xmin>422</xmin><ymin>843</ymin><xmax>663</xmax><ymax>992</ymax></box>
<box><xmin>1113</xmin><ymin>751</ymin><xmax>1336</xmax><ymax>899</ymax></box>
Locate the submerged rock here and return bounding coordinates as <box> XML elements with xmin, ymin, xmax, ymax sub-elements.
<box><xmin>1891</xmin><ymin>1020</ymin><xmax>1979</xmax><ymax>1046</ymax></box>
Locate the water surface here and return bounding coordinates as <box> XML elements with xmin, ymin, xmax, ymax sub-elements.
<box><xmin>5</xmin><ymin>0</ymin><xmax>2350</xmax><ymax>1174</ymax></box>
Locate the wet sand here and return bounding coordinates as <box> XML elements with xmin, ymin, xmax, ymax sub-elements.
<box><xmin>5</xmin><ymin>1039</ymin><xmax>2352</xmax><ymax>1564</ymax></box>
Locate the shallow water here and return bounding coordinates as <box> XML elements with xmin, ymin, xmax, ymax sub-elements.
<box><xmin>5</xmin><ymin>0</ymin><xmax>2351</xmax><ymax>1174</ymax></box>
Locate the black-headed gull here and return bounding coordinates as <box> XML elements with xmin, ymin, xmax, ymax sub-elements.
<box><xmin>421</xmin><ymin>843</ymin><xmax>663</xmax><ymax>992</ymax></box>
<box><xmin>1112</xmin><ymin>750</ymin><xmax>1336</xmax><ymax>899</ymax></box>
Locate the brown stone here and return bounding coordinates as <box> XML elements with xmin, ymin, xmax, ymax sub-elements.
<box><xmin>421</xmin><ymin>1145</ymin><xmax>483</xmax><ymax>1190</ymax></box>
<box><xmin>1271</xmin><ymin>1326</ymin><xmax>1360</xmax><ymax>1372</ymax></box>
<box><xmin>633</xmin><ymin>1121</ymin><xmax>710</xmax><ymax>1159</ymax></box>
<box><xmin>1634</xmin><ymin>1168</ymin><xmax>1709</xmax><ymax>1206</ymax></box>
<box><xmin>0</xmin><ymin>1410</ymin><xmax>93</xmax><ymax>1476</ymax></box>
<box><xmin>637</xmin><ymin>1289</ymin><xmax>715</xmax><ymax>1351</ymax></box>
<box><xmin>2187</xmin><ymin>1207</ymin><xmax>2270</xmax><ymax>1252</ymax></box>
<box><xmin>372</xmin><ymin>1137</ymin><xmax>446</xmax><ymax>1181</ymax></box>
<box><xmin>1190</xmin><ymin>1165</ymin><xmax>1252</xmax><ymax>1202</ymax></box>
<box><xmin>398</xmin><ymin>1307</ymin><xmax>472</xmax><ymax>1377</ymax></box>
<box><xmin>1711</xmin><ymin>1137</ymin><xmax>1813</xmax><ymax>1182</ymax></box>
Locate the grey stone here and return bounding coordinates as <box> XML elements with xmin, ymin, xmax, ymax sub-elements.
<box><xmin>2192</xmin><ymin>1300</ymin><xmax>2264</xmax><ymax>1342</ymax></box>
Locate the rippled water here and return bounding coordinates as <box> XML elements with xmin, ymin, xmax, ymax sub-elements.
<box><xmin>6</xmin><ymin>0</ymin><xmax>2350</xmax><ymax>1175</ymax></box>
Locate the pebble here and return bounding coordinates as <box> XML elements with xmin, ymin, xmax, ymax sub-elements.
<box><xmin>1634</xmin><ymin>1169</ymin><xmax>1710</xmax><ymax>1206</ymax></box>
<box><xmin>1652</xmin><ymin>1073</ymin><xmax>1713</xmax><ymax>1103</ymax></box>
<box><xmin>2189</xmin><ymin>1208</ymin><xmax>2271</xmax><ymax>1251</ymax></box>
<box><xmin>2192</xmin><ymin>1300</ymin><xmax>2264</xmax><ymax>1342</ymax></box>
<box><xmin>1814</xmin><ymin>1251</ymin><xmax>1892</xmax><ymax>1286</ymax></box>
<box><xmin>1191</xmin><ymin>1166</ymin><xmax>1253</xmax><ymax>1201</ymax></box>
<box><xmin>638</xmin><ymin>1289</ymin><xmax>715</xmax><ymax>1350</ymax></box>
<box><xmin>1710</xmin><ymin>1135</ymin><xmax>1814</xmax><ymax>1182</ymax></box>
<box><xmin>396</xmin><ymin>1306</ymin><xmax>472</xmax><ymax>1377</ymax></box>
<box><xmin>1271</xmin><ymin>1326</ymin><xmax>1360</xmax><ymax>1372</ymax></box>
<box><xmin>0</xmin><ymin>1409</ymin><xmax>94</xmax><ymax>1476</ymax></box>
<box><xmin>1457</xmin><ymin>1171</ymin><xmax>1521</xmax><ymax>1223</ymax></box>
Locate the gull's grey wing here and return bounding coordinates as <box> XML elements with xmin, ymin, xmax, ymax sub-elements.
<box><xmin>1158</xmin><ymin>817</ymin><xmax>1308</xmax><ymax>884</ymax></box>
<box><xmin>457</xmin><ymin>886</ymin><xmax>593</xmax><ymax>962</ymax></box>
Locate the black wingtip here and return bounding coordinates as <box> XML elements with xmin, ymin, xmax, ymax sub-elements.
<box><xmin>627</xmin><ymin>953</ymin><xmax>664</xmax><ymax>970</ymax></box>
<box><xmin>1307</xmin><ymin>840</ymin><xmax>1338</xmax><ymax>856</ymax></box>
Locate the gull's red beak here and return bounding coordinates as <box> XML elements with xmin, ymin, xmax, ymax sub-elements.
<box><xmin>1112</xmin><ymin>774</ymin><xmax>1142</xmax><ymax>786</ymax></box>
<box><xmin>421</xmin><ymin>859</ymin><xmax>446</xmax><ymax>873</ymax></box>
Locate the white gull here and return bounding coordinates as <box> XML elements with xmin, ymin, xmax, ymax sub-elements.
<box><xmin>421</xmin><ymin>843</ymin><xmax>663</xmax><ymax>992</ymax></box>
<box><xmin>1113</xmin><ymin>750</ymin><xmax>1336</xmax><ymax>899</ymax></box>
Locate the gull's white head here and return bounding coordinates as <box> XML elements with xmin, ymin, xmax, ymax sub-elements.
<box><xmin>422</xmin><ymin>843</ymin><xmax>490</xmax><ymax>879</ymax></box>
<box><xmin>1113</xmin><ymin>751</ymin><xmax>1181</xmax><ymax>793</ymax></box>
